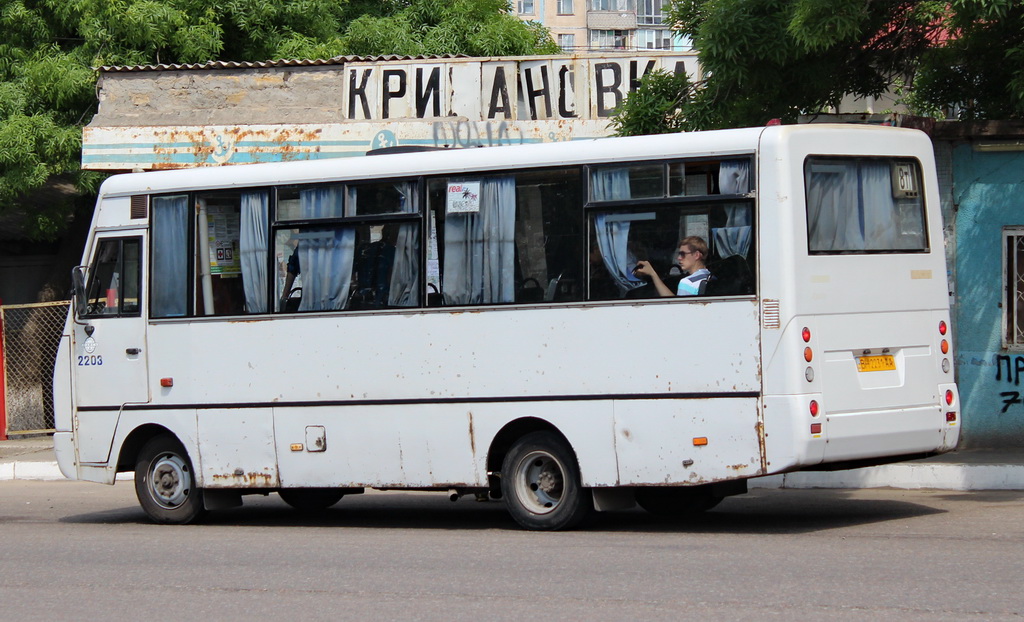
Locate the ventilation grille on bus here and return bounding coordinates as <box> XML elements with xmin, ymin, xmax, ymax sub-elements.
<box><xmin>762</xmin><ymin>299</ymin><xmax>781</xmax><ymax>329</ymax></box>
<box><xmin>130</xmin><ymin>195</ymin><xmax>149</xmax><ymax>220</ymax></box>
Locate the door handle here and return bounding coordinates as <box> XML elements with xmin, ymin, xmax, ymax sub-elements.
<box><xmin>126</xmin><ymin>348</ymin><xmax>141</xmax><ymax>355</ymax></box>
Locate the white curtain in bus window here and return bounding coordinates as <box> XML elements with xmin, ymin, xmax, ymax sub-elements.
<box><xmin>718</xmin><ymin>160</ymin><xmax>750</xmax><ymax>195</ymax></box>
<box><xmin>443</xmin><ymin>176</ymin><xmax>515</xmax><ymax>304</ymax></box>
<box><xmin>297</xmin><ymin>187</ymin><xmax>355</xmax><ymax>311</ymax></box>
<box><xmin>806</xmin><ymin>159</ymin><xmax>926</xmax><ymax>252</ymax></box>
<box><xmin>239</xmin><ymin>192</ymin><xmax>269</xmax><ymax>313</ymax></box>
<box><xmin>712</xmin><ymin>203</ymin><xmax>753</xmax><ymax>259</ymax></box>
<box><xmin>151</xmin><ymin>195</ymin><xmax>189</xmax><ymax>318</ymax></box>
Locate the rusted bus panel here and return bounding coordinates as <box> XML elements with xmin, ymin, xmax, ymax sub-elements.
<box><xmin>82</xmin><ymin>120</ymin><xmax>613</xmax><ymax>171</ymax></box>
<box><xmin>196</xmin><ymin>409</ymin><xmax>280</xmax><ymax>489</ymax></box>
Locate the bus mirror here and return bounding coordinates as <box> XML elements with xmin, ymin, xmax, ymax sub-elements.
<box><xmin>71</xmin><ymin>266</ymin><xmax>88</xmax><ymax>320</ymax></box>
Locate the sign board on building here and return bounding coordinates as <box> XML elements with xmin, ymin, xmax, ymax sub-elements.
<box><xmin>83</xmin><ymin>53</ymin><xmax>699</xmax><ymax>171</ymax></box>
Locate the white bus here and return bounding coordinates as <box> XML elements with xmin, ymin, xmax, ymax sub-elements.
<box><xmin>53</xmin><ymin>124</ymin><xmax>960</xmax><ymax>530</ymax></box>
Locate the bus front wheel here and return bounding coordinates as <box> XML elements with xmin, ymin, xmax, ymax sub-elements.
<box><xmin>501</xmin><ymin>432</ymin><xmax>591</xmax><ymax>531</ymax></box>
<box><xmin>134</xmin><ymin>435</ymin><xmax>205</xmax><ymax>524</ymax></box>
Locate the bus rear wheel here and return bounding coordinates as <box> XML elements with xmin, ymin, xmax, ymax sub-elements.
<box><xmin>501</xmin><ymin>431</ymin><xmax>591</xmax><ymax>531</ymax></box>
<box><xmin>134</xmin><ymin>435</ymin><xmax>205</xmax><ymax>524</ymax></box>
<box><xmin>278</xmin><ymin>488</ymin><xmax>345</xmax><ymax>511</ymax></box>
<box><xmin>634</xmin><ymin>486</ymin><xmax>722</xmax><ymax>517</ymax></box>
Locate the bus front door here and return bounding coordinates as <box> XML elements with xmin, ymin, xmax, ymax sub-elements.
<box><xmin>72</xmin><ymin>234</ymin><xmax>150</xmax><ymax>463</ymax></box>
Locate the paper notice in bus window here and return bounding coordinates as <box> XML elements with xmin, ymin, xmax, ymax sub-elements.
<box><xmin>447</xmin><ymin>181</ymin><xmax>481</xmax><ymax>213</ymax></box>
<box><xmin>207</xmin><ymin>206</ymin><xmax>241</xmax><ymax>276</ymax></box>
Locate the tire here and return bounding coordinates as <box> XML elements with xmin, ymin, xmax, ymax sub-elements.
<box><xmin>501</xmin><ymin>431</ymin><xmax>591</xmax><ymax>531</ymax></box>
<box><xmin>134</xmin><ymin>435</ymin><xmax>205</xmax><ymax>524</ymax></box>
<box><xmin>635</xmin><ymin>486</ymin><xmax>722</xmax><ymax>517</ymax></box>
<box><xmin>278</xmin><ymin>488</ymin><xmax>345</xmax><ymax>511</ymax></box>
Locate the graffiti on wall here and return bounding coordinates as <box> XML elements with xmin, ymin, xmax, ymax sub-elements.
<box><xmin>431</xmin><ymin>120</ymin><xmax>525</xmax><ymax>149</ymax></box>
<box><xmin>995</xmin><ymin>354</ymin><xmax>1024</xmax><ymax>412</ymax></box>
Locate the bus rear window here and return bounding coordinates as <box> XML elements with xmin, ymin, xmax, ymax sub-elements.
<box><xmin>805</xmin><ymin>157</ymin><xmax>928</xmax><ymax>254</ymax></box>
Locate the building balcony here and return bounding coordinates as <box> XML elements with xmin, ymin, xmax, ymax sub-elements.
<box><xmin>587</xmin><ymin>10</ymin><xmax>638</xmax><ymax>30</ymax></box>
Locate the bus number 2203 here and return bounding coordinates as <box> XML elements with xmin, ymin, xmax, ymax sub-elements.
<box><xmin>78</xmin><ymin>355</ymin><xmax>103</xmax><ymax>366</ymax></box>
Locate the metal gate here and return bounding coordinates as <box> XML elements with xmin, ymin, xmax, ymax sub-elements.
<box><xmin>1</xmin><ymin>301</ymin><xmax>69</xmax><ymax>436</ymax></box>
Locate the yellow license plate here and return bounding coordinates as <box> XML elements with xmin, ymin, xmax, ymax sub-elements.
<box><xmin>857</xmin><ymin>355</ymin><xmax>896</xmax><ymax>372</ymax></box>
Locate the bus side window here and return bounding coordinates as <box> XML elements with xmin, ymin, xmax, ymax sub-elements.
<box><xmin>274</xmin><ymin>182</ymin><xmax>421</xmax><ymax>313</ymax></box>
<box><xmin>428</xmin><ymin>167</ymin><xmax>583</xmax><ymax>306</ymax></box>
<box><xmin>195</xmin><ymin>191</ymin><xmax>269</xmax><ymax>316</ymax></box>
<box><xmin>84</xmin><ymin>237</ymin><xmax>141</xmax><ymax>318</ymax></box>
<box><xmin>587</xmin><ymin>201</ymin><xmax>755</xmax><ymax>300</ymax></box>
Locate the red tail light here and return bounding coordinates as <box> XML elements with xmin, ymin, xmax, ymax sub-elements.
<box><xmin>939</xmin><ymin>321</ymin><xmax>947</xmax><ymax>335</ymax></box>
<box><xmin>945</xmin><ymin>390</ymin><xmax>954</xmax><ymax>406</ymax></box>
<box><xmin>809</xmin><ymin>400</ymin><xmax>819</xmax><ymax>417</ymax></box>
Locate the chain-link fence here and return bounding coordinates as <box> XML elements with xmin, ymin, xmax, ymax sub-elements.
<box><xmin>2</xmin><ymin>301</ymin><xmax>69</xmax><ymax>435</ymax></box>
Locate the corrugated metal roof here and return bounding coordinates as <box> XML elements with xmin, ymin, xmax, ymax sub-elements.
<box><xmin>96</xmin><ymin>54</ymin><xmax>468</xmax><ymax>72</ymax></box>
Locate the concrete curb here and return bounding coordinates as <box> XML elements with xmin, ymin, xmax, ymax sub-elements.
<box><xmin>3</xmin><ymin>459</ymin><xmax>1024</xmax><ymax>490</ymax></box>
<box><xmin>0</xmin><ymin>461</ymin><xmax>65</xmax><ymax>481</ymax></box>
<box><xmin>750</xmin><ymin>462</ymin><xmax>1024</xmax><ymax>491</ymax></box>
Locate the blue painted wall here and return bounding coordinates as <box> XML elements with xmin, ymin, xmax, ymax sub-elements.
<box><xmin>953</xmin><ymin>144</ymin><xmax>1024</xmax><ymax>448</ymax></box>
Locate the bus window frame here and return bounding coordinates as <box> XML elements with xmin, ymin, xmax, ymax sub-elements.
<box><xmin>803</xmin><ymin>155</ymin><xmax>930</xmax><ymax>256</ymax></box>
<box><xmin>82</xmin><ymin>235</ymin><xmax>143</xmax><ymax>319</ymax></box>
<box><xmin>271</xmin><ymin>179</ymin><xmax>425</xmax><ymax>314</ymax></box>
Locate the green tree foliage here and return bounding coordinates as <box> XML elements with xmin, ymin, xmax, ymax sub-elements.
<box><xmin>344</xmin><ymin>0</ymin><xmax>560</xmax><ymax>56</ymax></box>
<box><xmin>913</xmin><ymin>0</ymin><xmax>1024</xmax><ymax>120</ymax></box>
<box><xmin>613</xmin><ymin>0</ymin><xmax>1024</xmax><ymax>135</ymax></box>
<box><xmin>0</xmin><ymin>0</ymin><xmax>557</xmax><ymax>239</ymax></box>
<box><xmin>607</xmin><ymin>69</ymin><xmax>690</xmax><ymax>136</ymax></box>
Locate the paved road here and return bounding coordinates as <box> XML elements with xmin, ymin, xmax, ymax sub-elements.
<box><xmin>1</xmin><ymin>481</ymin><xmax>1022</xmax><ymax>621</ymax></box>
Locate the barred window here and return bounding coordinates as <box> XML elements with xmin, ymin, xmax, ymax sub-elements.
<box><xmin>1004</xmin><ymin>227</ymin><xmax>1024</xmax><ymax>349</ymax></box>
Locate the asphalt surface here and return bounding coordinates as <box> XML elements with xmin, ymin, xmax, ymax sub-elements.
<box><xmin>2</xmin><ymin>481</ymin><xmax>1023</xmax><ymax>620</ymax></box>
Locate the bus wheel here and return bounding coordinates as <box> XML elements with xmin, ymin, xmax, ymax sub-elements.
<box><xmin>278</xmin><ymin>488</ymin><xmax>345</xmax><ymax>511</ymax></box>
<box><xmin>134</xmin><ymin>435</ymin><xmax>205</xmax><ymax>524</ymax></box>
<box><xmin>635</xmin><ymin>486</ymin><xmax>722</xmax><ymax>517</ymax></box>
<box><xmin>501</xmin><ymin>432</ymin><xmax>591</xmax><ymax>531</ymax></box>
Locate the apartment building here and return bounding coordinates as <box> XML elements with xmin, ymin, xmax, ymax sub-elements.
<box><xmin>516</xmin><ymin>0</ymin><xmax>687</xmax><ymax>52</ymax></box>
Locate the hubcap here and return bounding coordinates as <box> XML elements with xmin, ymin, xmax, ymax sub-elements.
<box><xmin>149</xmin><ymin>452</ymin><xmax>191</xmax><ymax>509</ymax></box>
<box><xmin>513</xmin><ymin>450</ymin><xmax>565</xmax><ymax>515</ymax></box>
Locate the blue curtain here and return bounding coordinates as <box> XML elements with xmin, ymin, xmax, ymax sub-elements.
<box><xmin>443</xmin><ymin>176</ymin><xmax>516</xmax><ymax>305</ymax></box>
<box><xmin>239</xmin><ymin>192</ymin><xmax>268</xmax><ymax>313</ymax></box>
<box><xmin>151</xmin><ymin>195</ymin><xmax>189</xmax><ymax>317</ymax></box>
<box><xmin>388</xmin><ymin>184</ymin><xmax>420</xmax><ymax>306</ymax></box>
<box><xmin>298</xmin><ymin>187</ymin><xmax>354</xmax><ymax>311</ymax></box>
<box><xmin>807</xmin><ymin>161</ymin><xmax>899</xmax><ymax>252</ymax></box>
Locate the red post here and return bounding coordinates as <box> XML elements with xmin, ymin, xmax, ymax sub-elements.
<box><xmin>0</xmin><ymin>297</ymin><xmax>7</xmax><ymax>440</ymax></box>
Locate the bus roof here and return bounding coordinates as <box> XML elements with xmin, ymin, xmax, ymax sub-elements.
<box><xmin>96</xmin><ymin>124</ymin><xmax>927</xmax><ymax>198</ymax></box>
